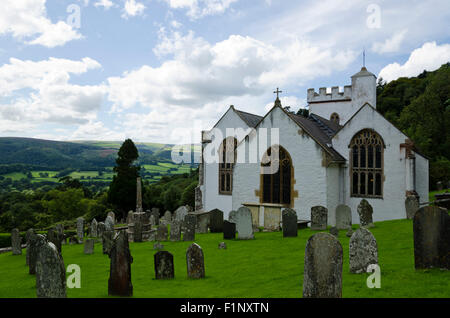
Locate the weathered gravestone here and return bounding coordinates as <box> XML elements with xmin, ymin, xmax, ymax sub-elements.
<box><xmin>151</xmin><ymin>208</ymin><xmax>160</xmax><ymax>226</ymax></box>
<box><xmin>97</xmin><ymin>222</ymin><xmax>105</xmax><ymax>239</ymax></box>
<box><xmin>127</xmin><ymin>211</ymin><xmax>133</xmax><ymax>224</ymax></box>
<box><xmin>235</xmin><ymin>207</ymin><xmax>254</xmax><ymax>240</ymax></box>
<box><xmin>357</xmin><ymin>199</ymin><xmax>374</xmax><ymax>228</ymax></box>
<box><xmin>105</xmin><ymin>215</ymin><xmax>115</xmax><ymax>232</ymax></box>
<box><xmin>164</xmin><ymin>211</ymin><xmax>172</xmax><ymax>223</ymax></box>
<box><xmin>228</xmin><ymin>210</ymin><xmax>238</xmax><ymax>223</ymax></box>
<box><xmin>25</xmin><ymin>228</ymin><xmax>36</xmax><ymax>265</ymax></box>
<box><xmin>349</xmin><ymin>228</ymin><xmax>378</xmax><ymax>273</ymax></box>
<box><xmin>303</xmin><ymin>232</ymin><xmax>343</xmax><ymax>298</ymax></box>
<box><xmin>11</xmin><ymin>228</ymin><xmax>22</xmax><ymax>255</ymax></box>
<box><xmin>223</xmin><ymin>221</ymin><xmax>236</xmax><ymax>240</ymax></box>
<box><xmin>195</xmin><ymin>212</ymin><xmax>210</xmax><ymax>234</ymax></box>
<box><xmin>76</xmin><ymin>217</ymin><xmax>84</xmax><ymax>243</ymax></box>
<box><xmin>183</xmin><ymin>214</ymin><xmax>196</xmax><ymax>241</ymax></box>
<box><xmin>102</xmin><ymin>230</ymin><xmax>114</xmax><ymax>255</ymax></box>
<box><xmin>335</xmin><ymin>204</ymin><xmax>352</xmax><ymax>230</ymax></box>
<box><xmin>209</xmin><ymin>209</ymin><xmax>224</xmax><ymax>233</ymax></box>
<box><xmin>36</xmin><ymin>241</ymin><xmax>66</xmax><ymax>298</ymax></box>
<box><xmin>310</xmin><ymin>206</ymin><xmax>328</xmax><ymax>230</ymax></box>
<box><xmin>154</xmin><ymin>251</ymin><xmax>174</xmax><ymax>280</ymax></box>
<box><xmin>282</xmin><ymin>208</ymin><xmax>298</xmax><ymax>237</ymax></box>
<box><xmin>84</xmin><ymin>239</ymin><xmax>95</xmax><ymax>254</ymax></box>
<box><xmin>55</xmin><ymin>224</ymin><xmax>65</xmax><ymax>245</ymax></box>
<box><xmin>170</xmin><ymin>221</ymin><xmax>181</xmax><ymax>242</ymax></box>
<box><xmin>186</xmin><ymin>243</ymin><xmax>205</xmax><ymax>279</ymax></box>
<box><xmin>107</xmin><ymin>211</ymin><xmax>116</xmax><ymax>224</ymax></box>
<box><xmin>133</xmin><ymin>212</ymin><xmax>145</xmax><ymax>242</ymax></box>
<box><xmin>149</xmin><ymin>214</ymin><xmax>156</xmax><ymax>227</ymax></box>
<box><xmin>156</xmin><ymin>224</ymin><xmax>168</xmax><ymax>242</ymax></box>
<box><xmin>413</xmin><ymin>206</ymin><xmax>450</xmax><ymax>270</ymax></box>
<box><xmin>47</xmin><ymin>228</ymin><xmax>62</xmax><ymax>254</ymax></box>
<box><xmin>405</xmin><ymin>195</ymin><xmax>420</xmax><ymax>220</ymax></box>
<box><xmin>90</xmin><ymin>218</ymin><xmax>98</xmax><ymax>238</ymax></box>
<box><xmin>108</xmin><ymin>231</ymin><xmax>133</xmax><ymax>297</ymax></box>
<box><xmin>28</xmin><ymin>234</ymin><xmax>47</xmax><ymax>275</ymax></box>
<box><xmin>329</xmin><ymin>226</ymin><xmax>339</xmax><ymax>237</ymax></box>
<box><xmin>174</xmin><ymin>206</ymin><xmax>189</xmax><ymax>223</ymax></box>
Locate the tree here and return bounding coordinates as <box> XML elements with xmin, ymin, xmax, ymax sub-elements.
<box><xmin>107</xmin><ymin>139</ymin><xmax>141</xmax><ymax>217</ymax></box>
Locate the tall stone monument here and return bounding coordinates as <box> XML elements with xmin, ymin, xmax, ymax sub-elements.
<box><xmin>108</xmin><ymin>231</ymin><xmax>133</xmax><ymax>297</ymax></box>
<box><xmin>136</xmin><ymin>177</ymin><xmax>143</xmax><ymax>213</ymax></box>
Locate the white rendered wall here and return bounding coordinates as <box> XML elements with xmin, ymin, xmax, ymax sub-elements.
<box><xmin>332</xmin><ymin>104</ymin><xmax>428</xmax><ymax>224</ymax></box>
<box><xmin>415</xmin><ymin>153</ymin><xmax>429</xmax><ymax>204</ymax></box>
<box><xmin>232</xmin><ymin>106</ymin><xmax>328</xmax><ymax>221</ymax></box>
<box><xmin>309</xmin><ymin>101</ymin><xmax>352</xmax><ymax>124</ymax></box>
<box><xmin>203</xmin><ymin>108</ymin><xmax>251</xmax><ymax>214</ymax></box>
<box><xmin>326</xmin><ymin>164</ymin><xmax>341</xmax><ymax>226</ymax></box>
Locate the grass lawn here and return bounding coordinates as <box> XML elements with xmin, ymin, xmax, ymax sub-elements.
<box><xmin>0</xmin><ymin>218</ymin><xmax>449</xmax><ymax>298</ymax></box>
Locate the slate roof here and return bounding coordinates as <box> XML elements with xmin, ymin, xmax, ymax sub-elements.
<box><xmin>235</xmin><ymin>109</ymin><xmax>263</xmax><ymax>128</ymax></box>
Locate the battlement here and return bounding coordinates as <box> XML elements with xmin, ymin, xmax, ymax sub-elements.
<box><xmin>307</xmin><ymin>85</ymin><xmax>352</xmax><ymax>103</ymax></box>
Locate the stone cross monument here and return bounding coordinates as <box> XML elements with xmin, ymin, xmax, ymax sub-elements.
<box><xmin>136</xmin><ymin>177</ymin><xmax>143</xmax><ymax>213</ymax></box>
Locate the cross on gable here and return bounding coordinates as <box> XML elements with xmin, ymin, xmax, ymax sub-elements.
<box><xmin>273</xmin><ymin>87</ymin><xmax>282</xmax><ymax>99</ymax></box>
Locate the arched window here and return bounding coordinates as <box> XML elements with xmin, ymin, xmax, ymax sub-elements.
<box><xmin>218</xmin><ymin>137</ymin><xmax>237</xmax><ymax>195</ymax></box>
<box><xmin>330</xmin><ymin>113</ymin><xmax>340</xmax><ymax>124</ymax></box>
<box><xmin>350</xmin><ymin>129</ymin><xmax>384</xmax><ymax>198</ymax></box>
<box><xmin>261</xmin><ymin>146</ymin><xmax>292</xmax><ymax>206</ymax></box>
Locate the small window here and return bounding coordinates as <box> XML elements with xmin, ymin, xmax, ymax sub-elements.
<box><xmin>330</xmin><ymin>113</ymin><xmax>340</xmax><ymax>124</ymax></box>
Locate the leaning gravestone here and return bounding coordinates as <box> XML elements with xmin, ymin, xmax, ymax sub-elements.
<box><xmin>349</xmin><ymin>228</ymin><xmax>378</xmax><ymax>273</ymax></box>
<box><xmin>235</xmin><ymin>207</ymin><xmax>254</xmax><ymax>240</ymax></box>
<box><xmin>209</xmin><ymin>209</ymin><xmax>224</xmax><ymax>233</ymax></box>
<box><xmin>156</xmin><ymin>224</ymin><xmax>168</xmax><ymax>242</ymax></box>
<box><xmin>154</xmin><ymin>251</ymin><xmax>174</xmax><ymax>280</ymax></box>
<box><xmin>36</xmin><ymin>241</ymin><xmax>66</xmax><ymax>298</ymax></box>
<box><xmin>413</xmin><ymin>206</ymin><xmax>450</xmax><ymax>270</ymax></box>
<box><xmin>170</xmin><ymin>221</ymin><xmax>181</xmax><ymax>242</ymax></box>
<box><xmin>108</xmin><ymin>231</ymin><xmax>133</xmax><ymax>297</ymax></box>
<box><xmin>76</xmin><ymin>217</ymin><xmax>84</xmax><ymax>243</ymax></box>
<box><xmin>47</xmin><ymin>228</ymin><xmax>62</xmax><ymax>255</ymax></box>
<box><xmin>174</xmin><ymin>206</ymin><xmax>189</xmax><ymax>223</ymax></box>
<box><xmin>335</xmin><ymin>204</ymin><xmax>352</xmax><ymax>230</ymax></box>
<box><xmin>84</xmin><ymin>239</ymin><xmax>95</xmax><ymax>254</ymax></box>
<box><xmin>11</xmin><ymin>228</ymin><xmax>22</xmax><ymax>255</ymax></box>
<box><xmin>303</xmin><ymin>232</ymin><xmax>343</xmax><ymax>298</ymax></box>
<box><xmin>105</xmin><ymin>215</ymin><xmax>115</xmax><ymax>232</ymax></box>
<box><xmin>282</xmin><ymin>208</ymin><xmax>298</xmax><ymax>237</ymax></box>
<box><xmin>183</xmin><ymin>214</ymin><xmax>196</xmax><ymax>241</ymax></box>
<box><xmin>186</xmin><ymin>243</ymin><xmax>205</xmax><ymax>279</ymax></box>
<box><xmin>223</xmin><ymin>221</ymin><xmax>236</xmax><ymax>240</ymax></box>
<box><xmin>405</xmin><ymin>195</ymin><xmax>420</xmax><ymax>220</ymax></box>
<box><xmin>28</xmin><ymin>234</ymin><xmax>47</xmax><ymax>275</ymax></box>
<box><xmin>310</xmin><ymin>206</ymin><xmax>328</xmax><ymax>230</ymax></box>
<box><xmin>102</xmin><ymin>230</ymin><xmax>114</xmax><ymax>255</ymax></box>
<box><xmin>90</xmin><ymin>218</ymin><xmax>98</xmax><ymax>238</ymax></box>
<box><xmin>357</xmin><ymin>199</ymin><xmax>374</xmax><ymax>228</ymax></box>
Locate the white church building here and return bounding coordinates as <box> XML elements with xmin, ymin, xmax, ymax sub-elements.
<box><xmin>196</xmin><ymin>67</ymin><xmax>429</xmax><ymax>227</ymax></box>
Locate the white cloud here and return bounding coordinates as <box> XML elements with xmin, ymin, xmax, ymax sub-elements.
<box><xmin>94</xmin><ymin>0</ymin><xmax>114</xmax><ymax>10</ymax></box>
<box><xmin>122</xmin><ymin>0</ymin><xmax>146</xmax><ymax>18</ymax></box>
<box><xmin>0</xmin><ymin>57</ymin><xmax>106</xmax><ymax>134</ymax></box>
<box><xmin>0</xmin><ymin>0</ymin><xmax>82</xmax><ymax>48</ymax></box>
<box><xmin>164</xmin><ymin>0</ymin><xmax>238</xmax><ymax>19</ymax></box>
<box><xmin>378</xmin><ymin>42</ymin><xmax>450</xmax><ymax>82</ymax></box>
<box><xmin>372</xmin><ymin>30</ymin><xmax>408</xmax><ymax>54</ymax></box>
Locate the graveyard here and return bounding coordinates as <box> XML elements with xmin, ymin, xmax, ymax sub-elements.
<box><xmin>1</xmin><ymin>216</ymin><xmax>449</xmax><ymax>298</ymax></box>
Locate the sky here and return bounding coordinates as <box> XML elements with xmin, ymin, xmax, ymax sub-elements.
<box><xmin>0</xmin><ymin>0</ymin><xmax>449</xmax><ymax>145</ymax></box>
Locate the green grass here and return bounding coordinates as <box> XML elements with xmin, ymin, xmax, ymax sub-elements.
<box><xmin>429</xmin><ymin>188</ymin><xmax>449</xmax><ymax>202</ymax></box>
<box><xmin>0</xmin><ymin>218</ymin><xmax>449</xmax><ymax>298</ymax></box>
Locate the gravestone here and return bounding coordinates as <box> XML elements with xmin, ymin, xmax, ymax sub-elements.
<box><xmin>413</xmin><ymin>206</ymin><xmax>450</xmax><ymax>270</ymax></box>
<box><xmin>36</xmin><ymin>241</ymin><xmax>66</xmax><ymax>298</ymax></box>
<box><xmin>153</xmin><ymin>242</ymin><xmax>164</xmax><ymax>250</ymax></box>
<box><xmin>405</xmin><ymin>195</ymin><xmax>419</xmax><ymax>220</ymax></box>
<box><xmin>282</xmin><ymin>208</ymin><xmax>298</xmax><ymax>237</ymax></box>
<box><xmin>133</xmin><ymin>212</ymin><xmax>145</xmax><ymax>242</ymax></box>
<box><xmin>346</xmin><ymin>229</ymin><xmax>354</xmax><ymax>237</ymax></box>
<box><xmin>47</xmin><ymin>228</ymin><xmax>62</xmax><ymax>254</ymax></box>
<box><xmin>156</xmin><ymin>224</ymin><xmax>168</xmax><ymax>242</ymax></box>
<box><xmin>228</xmin><ymin>210</ymin><xmax>238</xmax><ymax>223</ymax></box>
<box><xmin>164</xmin><ymin>211</ymin><xmax>172</xmax><ymax>223</ymax></box>
<box><xmin>102</xmin><ymin>230</ymin><xmax>114</xmax><ymax>255</ymax></box>
<box><xmin>151</xmin><ymin>208</ymin><xmax>160</xmax><ymax>226</ymax></box>
<box><xmin>183</xmin><ymin>214</ymin><xmax>196</xmax><ymax>241</ymax></box>
<box><xmin>329</xmin><ymin>226</ymin><xmax>339</xmax><ymax>237</ymax></box>
<box><xmin>108</xmin><ymin>231</ymin><xmax>133</xmax><ymax>297</ymax></box>
<box><xmin>349</xmin><ymin>228</ymin><xmax>378</xmax><ymax>273</ymax></box>
<box><xmin>149</xmin><ymin>214</ymin><xmax>156</xmax><ymax>227</ymax></box>
<box><xmin>69</xmin><ymin>236</ymin><xmax>78</xmax><ymax>245</ymax></box>
<box><xmin>55</xmin><ymin>224</ymin><xmax>65</xmax><ymax>245</ymax></box>
<box><xmin>84</xmin><ymin>239</ymin><xmax>95</xmax><ymax>254</ymax></box>
<box><xmin>335</xmin><ymin>204</ymin><xmax>352</xmax><ymax>230</ymax></box>
<box><xmin>26</xmin><ymin>228</ymin><xmax>36</xmax><ymax>265</ymax></box>
<box><xmin>170</xmin><ymin>221</ymin><xmax>181</xmax><ymax>242</ymax></box>
<box><xmin>11</xmin><ymin>228</ymin><xmax>22</xmax><ymax>255</ymax></box>
<box><xmin>235</xmin><ymin>207</ymin><xmax>254</xmax><ymax>240</ymax></box>
<box><xmin>107</xmin><ymin>211</ymin><xmax>116</xmax><ymax>224</ymax></box>
<box><xmin>209</xmin><ymin>209</ymin><xmax>224</xmax><ymax>233</ymax></box>
<box><xmin>97</xmin><ymin>222</ymin><xmax>105</xmax><ymax>239</ymax></box>
<box><xmin>303</xmin><ymin>232</ymin><xmax>343</xmax><ymax>298</ymax></box>
<box><xmin>223</xmin><ymin>221</ymin><xmax>236</xmax><ymax>240</ymax></box>
<box><xmin>127</xmin><ymin>211</ymin><xmax>134</xmax><ymax>224</ymax></box>
<box><xmin>76</xmin><ymin>217</ymin><xmax>84</xmax><ymax>243</ymax></box>
<box><xmin>90</xmin><ymin>218</ymin><xmax>98</xmax><ymax>238</ymax></box>
<box><xmin>186</xmin><ymin>243</ymin><xmax>205</xmax><ymax>279</ymax></box>
<box><xmin>195</xmin><ymin>212</ymin><xmax>210</xmax><ymax>234</ymax></box>
<box><xmin>174</xmin><ymin>206</ymin><xmax>189</xmax><ymax>223</ymax></box>
<box><xmin>357</xmin><ymin>199</ymin><xmax>374</xmax><ymax>228</ymax></box>
<box><xmin>105</xmin><ymin>215</ymin><xmax>115</xmax><ymax>232</ymax></box>
<box><xmin>218</xmin><ymin>242</ymin><xmax>227</xmax><ymax>249</ymax></box>
<box><xmin>310</xmin><ymin>206</ymin><xmax>328</xmax><ymax>230</ymax></box>
<box><xmin>28</xmin><ymin>234</ymin><xmax>47</xmax><ymax>275</ymax></box>
<box><xmin>154</xmin><ymin>251</ymin><xmax>174</xmax><ymax>280</ymax></box>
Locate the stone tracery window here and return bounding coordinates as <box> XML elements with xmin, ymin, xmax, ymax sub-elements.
<box><xmin>261</xmin><ymin>146</ymin><xmax>292</xmax><ymax>206</ymax></box>
<box><xmin>350</xmin><ymin>129</ymin><xmax>384</xmax><ymax>198</ymax></box>
<box><xmin>218</xmin><ymin>137</ymin><xmax>237</xmax><ymax>195</ymax></box>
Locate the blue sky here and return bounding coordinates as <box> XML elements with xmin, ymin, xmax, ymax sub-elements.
<box><xmin>0</xmin><ymin>0</ymin><xmax>449</xmax><ymax>144</ymax></box>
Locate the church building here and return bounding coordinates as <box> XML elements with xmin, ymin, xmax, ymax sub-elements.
<box><xmin>196</xmin><ymin>67</ymin><xmax>429</xmax><ymax>226</ymax></box>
